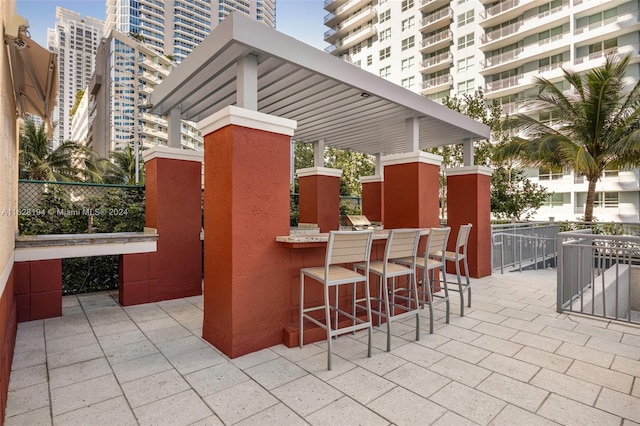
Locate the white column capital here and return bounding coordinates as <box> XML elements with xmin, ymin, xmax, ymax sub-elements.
<box><xmin>381</xmin><ymin>151</ymin><xmax>443</xmax><ymax>167</ymax></box>
<box><xmin>445</xmin><ymin>165</ymin><xmax>493</xmax><ymax>177</ymax></box>
<box><xmin>199</xmin><ymin>105</ymin><xmax>297</xmax><ymax>137</ymax></box>
<box><xmin>359</xmin><ymin>175</ymin><xmax>384</xmax><ymax>184</ymax></box>
<box><xmin>296</xmin><ymin>167</ymin><xmax>342</xmax><ymax>178</ymax></box>
<box><xmin>142</xmin><ymin>145</ymin><xmax>204</xmax><ymax>163</ymax></box>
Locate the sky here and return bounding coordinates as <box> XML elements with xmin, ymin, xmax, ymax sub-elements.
<box><xmin>16</xmin><ymin>0</ymin><xmax>328</xmax><ymax>50</ymax></box>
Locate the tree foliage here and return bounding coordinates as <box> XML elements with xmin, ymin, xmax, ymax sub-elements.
<box><xmin>490</xmin><ymin>167</ymin><xmax>548</xmax><ymax>221</ymax></box>
<box><xmin>494</xmin><ymin>54</ymin><xmax>640</xmax><ymax>221</ymax></box>
<box><xmin>69</xmin><ymin>90</ymin><xmax>85</xmax><ymax>118</ymax></box>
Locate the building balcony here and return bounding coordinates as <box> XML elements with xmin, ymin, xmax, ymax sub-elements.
<box><xmin>420</xmin><ymin>52</ymin><xmax>453</xmax><ymax>73</ymax></box>
<box><xmin>484</xmin><ymin>74</ymin><xmax>524</xmax><ymax>94</ymax></box>
<box><xmin>574</xmin><ymin>45</ymin><xmax>636</xmax><ymax>69</ymax></box>
<box><xmin>324</xmin><ymin>0</ymin><xmax>349</xmax><ymax>13</ymax></box>
<box><xmin>325</xmin><ymin>24</ymin><xmax>376</xmax><ymax>55</ymax></box>
<box><xmin>419</xmin><ymin>7</ymin><xmax>453</xmax><ymax>33</ymax></box>
<box><xmin>419</xmin><ymin>30</ymin><xmax>453</xmax><ymax>53</ymax></box>
<box><xmin>419</xmin><ymin>0</ymin><xmax>449</xmax><ymax>13</ymax></box>
<box><xmin>324</xmin><ymin>0</ymin><xmax>360</xmax><ymax>27</ymax></box>
<box><xmin>479</xmin><ymin>0</ymin><xmax>545</xmax><ymax>28</ymax></box>
<box><xmin>419</xmin><ymin>74</ymin><xmax>452</xmax><ymax>94</ymax></box>
<box><xmin>324</xmin><ymin>6</ymin><xmax>376</xmax><ymax>43</ymax></box>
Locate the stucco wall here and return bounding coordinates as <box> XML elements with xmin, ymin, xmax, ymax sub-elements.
<box><xmin>0</xmin><ymin>0</ymin><xmax>17</xmax><ymax>288</ymax></box>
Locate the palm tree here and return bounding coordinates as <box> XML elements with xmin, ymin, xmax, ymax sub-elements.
<box><xmin>495</xmin><ymin>54</ymin><xmax>640</xmax><ymax>222</ymax></box>
<box><xmin>19</xmin><ymin>117</ymin><xmax>112</xmax><ymax>183</ymax></box>
<box><xmin>110</xmin><ymin>144</ymin><xmax>144</xmax><ymax>185</ymax></box>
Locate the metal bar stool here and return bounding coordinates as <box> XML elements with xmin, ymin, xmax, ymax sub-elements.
<box><xmin>300</xmin><ymin>230</ymin><xmax>374</xmax><ymax>370</ymax></box>
<box><xmin>396</xmin><ymin>227</ymin><xmax>451</xmax><ymax>334</ymax></box>
<box><xmin>432</xmin><ymin>224</ymin><xmax>472</xmax><ymax>317</ymax></box>
<box><xmin>354</xmin><ymin>229</ymin><xmax>421</xmax><ymax>352</ymax></box>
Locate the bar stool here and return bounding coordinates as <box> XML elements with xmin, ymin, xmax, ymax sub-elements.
<box><xmin>396</xmin><ymin>227</ymin><xmax>451</xmax><ymax>334</ymax></box>
<box><xmin>432</xmin><ymin>224</ymin><xmax>473</xmax><ymax>317</ymax></box>
<box><xmin>300</xmin><ymin>230</ymin><xmax>374</xmax><ymax>370</ymax></box>
<box><xmin>353</xmin><ymin>229</ymin><xmax>421</xmax><ymax>352</ymax></box>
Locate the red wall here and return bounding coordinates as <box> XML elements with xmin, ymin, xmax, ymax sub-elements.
<box><xmin>14</xmin><ymin>260</ymin><xmax>62</xmax><ymax>321</ymax></box>
<box><xmin>361</xmin><ymin>181</ymin><xmax>384</xmax><ymax>223</ymax></box>
<box><xmin>298</xmin><ymin>174</ymin><xmax>341</xmax><ymax>232</ymax></box>
<box><xmin>203</xmin><ymin>125</ymin><xmax>292</xmax><ymax>358</ymax></box>
<box><xmin>447</xmin><ymin>172</ymin><xmax>492</xmax><ymax>277</ymax></box>
<box><xmin>383</xmin><ymin>162</ymin><xmax>440</xmax><ymax>229</ymax></box>
<box><xmin>0</xmin><ymin>266</ymin><xmax>17</xmax><ymax>423</ymax></box>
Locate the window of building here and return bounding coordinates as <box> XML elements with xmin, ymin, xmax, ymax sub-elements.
<box><xmin>367</xmin><ymin>55</ymin><xmax>373</xmax><ymax>66</ymax></box>
<box><xmin>379</xmin><ymin>65</ymin><xmax>391</xmax><ymax>77</ymax></box>
<box><xmin>379</xmin><ymin>10</ymin><xmax>391</xmax><ymax>23</ymax></box>
<box><xmin>354</xmin><ymin>60</ymin><xmax>362</xmax><ymax>67</ymax></box>
<box><xmin>401</xmin><ymin>36</ymin><xmax>415</xmax><ymax>51</ymax></box>
<box><xmin>401</xmin><ymin>76</ymin><xmax>415</xmax><ymax>89</ymax></box>
<box><xmin>539</xmin><ymin>110</ymin><xmax>562</xmax><ymax>125</ymax></box>
<box><xmin>457</xmin><ymin>11</ymin><xmax>474</xmax><ymax>27</ymax></box>
<box><xmin>427</xmin><ymin>89</ymin><xmax>450</xmax><ymax>101</ymax></box>
<box><xmin>379</xmin><ymin>28</ymin><xmax>391</xmax><ymax>41</ymax></box>
<box><xmin>588</xmin><ymin>38</ymin><xmax>618</xmax><ymax>55</ymax></box>
<box><xmin>457</xmin><ymin>33</ymin><xmax>474</xmax><ymax>49</ymax></box>
<box><xmin>457</xmin><ymin>56</ymin><xmax>474</xmax><ymax>72</ymax></box>
<box><xmin>457</xmin><ymin>79</ymin><xmax>474</xmax><ymax>95</ymax></box>
<box><xmin>576</xmin><ymin>6</ymin><xmax>617</xmax><ymax>29</ymax></box>
<box><xmin>457</xmin><ymin>0</ymin><xmax>467</xmax><ymax>4</ymax></box>
<box><xmin>401</xmin><ymin>0</ymin><xmax>414</xmax><ymax>12</ymax></box>
<box><xmin>594</xmin><ymin>192</ymin><xmax>619</xmax><ymax>208</ymax></box>
<box><xmin>401</xmin><ymin>16</ymin><xmax>415</xmax><ymax>31</ymax></box>
<box><xmin>352</xmin><ymin>43</ymin><xmax>361</xmax><ymax>54</ymax></box>
<box><xmin>379</xmin><ymin>46</ymin><xmax>391</xmax><ymax>60</ymax></box>
<box><xmin>538</xmin><ymin>167</ymin><xmax>564</xmax><ymax>180</ymax></box>
<box><xmin>401</xmin><ymin>57</ymin><xmax>415</xmax><ymax>70</ymax></box>
<box><xmin>545</xmin><ymin>193</ymin><xmax>565</xmax><ymax>207</ymax></box>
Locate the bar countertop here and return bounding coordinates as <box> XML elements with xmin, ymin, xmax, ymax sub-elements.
<box><xmin>276</xmin><ymin>228</ymin><xmax>430</xmax><ymax>248</ymax></box>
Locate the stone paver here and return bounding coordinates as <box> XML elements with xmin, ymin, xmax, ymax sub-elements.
<box><xmin>4</xmin><ymin>269</ymin><xmax>639</xmax><ymax>426</ymax></box>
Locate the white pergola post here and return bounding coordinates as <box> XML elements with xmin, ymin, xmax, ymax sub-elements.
<box><xmin>314</xmin><ymin>139</ymin><xmax>325</xmax><ymax>167</ymax></box>
<box><xmin>167</xmin><ymin>106</ymin><xmax>182</xmax><ymax>149</ymax></box>
<box><xmin>374</xmin><ymin>153</ymin><xmax>383</xmax><ymax>177</ymax></box>
<box><xmin>405</xmin><ymin>117</ymin><xmax>420</xmax><ymax>152</ymax></box>
<box><xmin>463</xmin><ymin>137</ymin><xmax>474</xmax><ymax>166</ymax></box>
<box><xmin>237</xmin><ymin>54</ymin><xmax>258</xmax><ymax>110</ymax></box>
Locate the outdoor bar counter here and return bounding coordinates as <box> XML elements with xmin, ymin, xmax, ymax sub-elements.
<box><xmin>276</xmin><ymin>228</ymin><xmax>430</xmax><ymax>347</ymax></box>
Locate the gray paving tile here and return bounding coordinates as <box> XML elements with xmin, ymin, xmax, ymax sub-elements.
<box><xmin>271</xmin><ymin>374</ymin><xmax>343</xmax><ymax>417</ymax></box>
<box><xmin>510</xmin><ymin>330</ymin><xmax>563</xmax><ymax>352</ymax></box>
<box><xmin>500</xmin><ymin>318</ymin><xmax>545</xmax><ymax>334</ymax></box>
<box><xmin>156</xmin><ymin>335</ymin><xmax>210</xmax><ymax>358</ymax></box>
<box><xmin>122</xmin><ymin>368</ymin><xmax>191</xmax><ymax>408</ymax></box>
<box><xmin>136</xmin><ymin>317</ymin><xmax>181</xmax><ymax>333</ymax></box>
<box><xmin>352</xmin><ymin>349</ymin><xmax>408</xmax><ymax>375</ymax></box>
<box><xmin>50</xmin><ymin>374</ymin><xmax>122</xmax><ymax>416</ymax></box>
<box><xmin>134</xmin><ymin>389</ymin><xmax>212</xmax><ymax>426</ymax></box>
<box><xmin>368</xmin><ymin>386</ymin><xmax>447</xmax><ymax>425</ymax></box>
<box><xmin>586</xmin><ymin>337</ymin><xmax>640</xmax><ymax>360</ymax></box>
<box><xmin>13</xmin><ymin>336</ymin><xmax>45</xmax><ymax>354</ymax></box>
<box><xmin>185</xmin><ymin>361</ymin><xmax>250</xmax><ymax>397</ymax></box>
<box><xmin>5</xmin><ymin>383</ymin><xmax>50</xmax><ymax>418</ymax></box>
<box><xmin>476</xmin><ymin>373</ymin><xmax>548</xmax><ymax>411</ymax></box>
<box><xmin>306</xmin><ymin>396</ymin><xmax>388</xmax><ymax>426</ymax></box>
<box><xmin>97</xmin><ymin>329</ymin><xmax>147</xmax><ymax>350</ymax></box>
<box><xmin>49</xmin><ymin>357</ymin><xmax>112</xmax><ymax>389</ymax></box>
<box><xmin>567</xmin><ymin>360</ymin><xmax>634</xmax><ymax>393</ymax></box>
<box><xmin>203</xmin><ymin>380</ymin><xmax>278</xmax><ymax>425</ymax></box>
<box><xmin>470</xmin><ymin>335</ymin><xmax>523</xmax><ymax>357</ymax></box>
<box><xmin>514</xmin><ymin>346</ymin><xmax>573</xmax><ymax>373</ymax></box>
<box><xmin>478</xmin><ymin>353</ymin><xmax>540</xmax><ymax>382</ymax></box>
<box><xmin>270</xmin><ymin>343</ymin><xmax>325</xmax><ymax>363</ymax></box>
<box><xmin>384</xmin><ymin>362</ymin><xmax>450</xmax><ymax>398</ymax></box>
<box><xmin>430</xmin><ymin>410</ymin><xmax>479</xmax><ymax>426</ymax></box>
<box><xmin>230</xmin><ymin>348</ymin><xmax>281</xmax><ymax>370</ymax></box>
<box><xmin>11</xmin><ymin>349</ymin><xmax>46</xmax><ymax>371</ymax></box>
<box><xmin>243</xmin><ymin>357</ymin><xmax>308</xmax><ymax>390</ymax></box>
<box><xmin>540</xmin><ymin>326</ymin><xmax>590</xmax><ymax>345</ymax></box>
<box><xmin>167</xmin><ymin>346</ymin><xmax>227</xmax><ymax>375</ymax></box>
<box><xmin>435</xmin><ymin>324</ymin><xmax>483</xmax><ymax>343</ymax></box>
<box><xmin>4</xmin><ymin>407</ymin><xmax>51</xmax><ymax>426</ymax></box>
<box><xmin>235</xmin><ymin>403</ymin><xmax>307</xmax><ymax>426</ymax></box>
<box><xmin>530</xmin><ymin>368</ymin><xmax>601</xmax><ymax>405</ymax></box>
<box><xmin>91</xmin><ymin>320</ymin><xmax>138</xmax><ymax>337</ymax></box>
<box><xmin>595</xmin><ymin>388</ymin><xmax>640</xmax><ymax>423</ymax></box>
<box><xmin>611</xmin><ymin>355</ymin><xmax>640</xmax><ymax>377</ymax></box>
<box><xmin>466</xmin><ymin>310</ymin><xmax>507</xmax><ymax>325</ymax></box>
<box><xmin>46</xmin><ymin>343</ymin><xmax>104</xmax><ymax>369</ymax></box>
<box><xmin>574</xmin><ymin>323</ymin><xmax>623</xmax><ymax>342</ymax></box>
<box><xmin>498</xmin><ymin>307</ymin><xmax>538</xmax><ymax>321</ymax></box>
<box><xmin>429</xmin><ymin>356</ymin><xmax>491</xmax><ymax>387</ymax></box>
<box><xmin>556</xmin><ymin>342</ymin><xmax>615</xmax><ymax>368</ymax></box>
<box><xmin>52</xmin><ymin>396</ymin><xmax>136</xmax><ymax>426</ymax></box>
<box><xmin>111</xmin><ymin>352</ymin><xmax>173</xmax><ymax>383</ymax></box>
<box><xmin>622</xmin><ymin>333</ymin><xmax>640</xmax><ymax>347</ymax></box>
<box><xmin>8</xmin><ymin>364</ymin><xmax>47</xmax><ymax>391</ymax></box>
<box><xmin>295</xmin><ymin>350</ymin><xmax>357</xmax><ymax>381</ymax></box>
<box><xmin>391</xmin><ymin>339</ymin><xmax>446</xmax><ymax>369</ymax></box>
<box><xmin>104</xmin><ymin>339</ymin><xmax>158</xmax><ymax>365</ymax></box>
<box><xmin>429</xmin><ymin>381</ymin><xmax>506</xmax><ymax>425</ymax></box>
<box><xmin>538</xmin><ymin>393</ymin><xmax>621</xmax><ymax>426</ymax></box>
<box><xmin>143</xmin><ymin>324</ymin><xmax>194</xmax><ymax>344</ymax></box>
<box><xmin>490</xmin><ymin>404</ymin><xmax>558</xmax><ymax>426</ymax></box>
<box><xmin>328</xmin><ymin>367</ymin><xmax>396</xmax><ymax>405</ymax></box>
<box><xmin>436</xmin><ymin>339</ymin><xmax>491</xmax><ymax>364</ymax></box>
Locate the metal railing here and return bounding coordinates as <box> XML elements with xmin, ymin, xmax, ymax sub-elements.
<box><xmin>557</xmin><ymin>231</ymin><xmax>640</xmax><ymax>324</ymax></box>
<box><xmin>491</xmin><ymin>222</ymin><xmax>560</xmax><ymax>273</ymax></box>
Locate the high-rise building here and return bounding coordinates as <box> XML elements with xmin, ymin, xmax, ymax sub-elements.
<box><xmin>324</xmin><ymin>0</ymin><xmax>640</xmax><ymax>222</ymax></box>
<box><xmin>104</xmin><ymin>0</ymin><xmax>276</xmax><ymax>63</ymax></box>
<box><xmin>47</xmin><ymin>7</ymin><xmax>103</xmax><ymax>146</ymax></box>
<box><xmin>89</xmin><ymin>30</ymin><xmax>203</xmax><ymax>157</ymax></box>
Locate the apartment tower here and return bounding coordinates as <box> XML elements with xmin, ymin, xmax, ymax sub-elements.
<box><xmin>47</xmin><ymin>7</ymin><xmax>103</xmax><ymax>146</ymax></box>
<box><xmin>324</xmin><ymin>0</ymin><xmax>640</xmax><ymax>221</ymax></box>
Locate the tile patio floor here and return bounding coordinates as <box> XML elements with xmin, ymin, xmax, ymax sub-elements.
<box><xmin>4</xmin><ymin>269</ymin><xmax>640</xmax><ymax>425</ymax></box>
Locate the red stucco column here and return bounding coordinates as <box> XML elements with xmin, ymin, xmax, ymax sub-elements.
<box><xmin>382</xmin><ymin>152</ymin><xmax>442</xmax><ymax>229</ymax></box>
<box><xmin>446</xmin><ymin>166</ymin><xmax>493</xmax><ymax>278</ymax></box>
<box><xmin>199</xmin><ymin>105</ymin><xmax>297</xmax><ymax>358</ymax></box>
<box><xmin>120</xmin><ymin>146</ymin><xmax>203</xmax><ymax>306</ymax></box>
<box><xmin>360</xmin><ymin>175</ymin><xmax>384</xmax><ymax>224</ymax></box>
<box><xmin>297</xmin><ymin>167</ymin><xmax>342</xmax><ymax>233</ymax></box>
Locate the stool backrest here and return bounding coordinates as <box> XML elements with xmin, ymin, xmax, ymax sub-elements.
<box><xmin>386</xmin><ymin>229</ymin><xmax>421</xmax><ymax>262</ymax></box>
<box><xmin>456</xmin><ymin>224</ymin><xmax>473</xmax><ymax>253</ymax></box>
<box><xmin>326</xmin><ymin>230</ymin><xmax>374</xmax><ymax>266</ymax></box>
<box><xmin>426</xmin><ymin>227</ymin><xmax>451</xmax><ymax>257</ymax></box>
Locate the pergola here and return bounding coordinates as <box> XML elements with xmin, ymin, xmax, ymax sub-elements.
<box><xmin>149</xmin><ymin>12</ymin><xmax>489</xmax><ymax>162</ymax></box>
